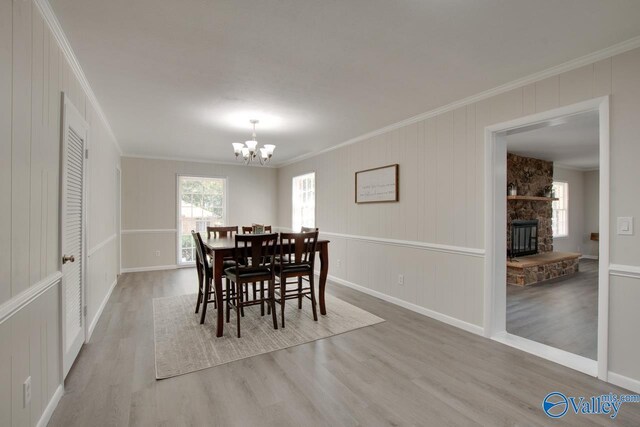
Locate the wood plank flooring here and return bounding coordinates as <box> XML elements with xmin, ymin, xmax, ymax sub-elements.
<box><xmin>507</xmin><ymin>259</ymin><xmax>598</xmax><ymax>359</ymax></box>
<box><xmin>49</xmin><ymin>267</ymin><xmax>640</xmax><ymax>426</ymax></box>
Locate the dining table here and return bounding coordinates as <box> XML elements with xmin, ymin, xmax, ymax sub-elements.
<box><xmin>200</xmin><ymin>236</ymin><xmax>330</xmax><ymax>337</ymax></box>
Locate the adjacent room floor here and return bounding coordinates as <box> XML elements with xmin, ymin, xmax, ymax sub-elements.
<box><xmin>49</xmin><ymin>265</ymin><xmax>639</xmax><ymax>426</ymax></box>
<box><xmin>507</xmin><ymin>259</ymin><xmax>598</xmax><ymax>359</ymax></box>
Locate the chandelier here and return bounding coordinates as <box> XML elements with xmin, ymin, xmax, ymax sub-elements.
<box><xmin>231</xmin><ymin>119</ymin><xmax>275</xmax><ymax>165</ymax></box>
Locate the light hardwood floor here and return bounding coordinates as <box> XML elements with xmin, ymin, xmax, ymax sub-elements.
<box><xmin>507</xmin><ymin>259</ymin><xmax>598</xmax><ymax>359</ymax></box>
<box><xmin>49</xmin><ymin>267</ymin><xmax>640</xmax><ymax>426</ymax></box>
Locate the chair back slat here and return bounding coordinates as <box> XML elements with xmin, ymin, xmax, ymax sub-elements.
<box><xmin>234</xmin><ymin>233</ymin><xmax>278</xmax><ymax>275</ymax></box>
<box><xmin>191</xmin><ymin>230</ymin><xmax>211</xmax><ymax>280</ymax></box>
<box><xmin>207</xmin><ymin>226</ymin><xmax>238</xmax><ymax>239</ymax></box>
<box><xmin>279</xmin><ymin>231</ymin><xmax>318</xmax><ymax>267</ymax></box>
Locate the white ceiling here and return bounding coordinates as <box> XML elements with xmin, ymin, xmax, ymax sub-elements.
<box><xmin>506</xmin><ymin>111</ymin><xmax>599</xmax><ymax>169</ymax></box>
<box><xmin>49</xmin><ymin>0</ymin><xmax>640</xmax><ymax>166</ymax></box>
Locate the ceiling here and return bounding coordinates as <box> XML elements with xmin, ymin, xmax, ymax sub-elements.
<box><xmin>506</xmin><ymin>110</ymin><xmax>599</xmax><ymax>170</ymax></box>
<box><xmin>49</xmin><ymin>0</ymin><xmax>640</xmax><ymax>166</ymax></box>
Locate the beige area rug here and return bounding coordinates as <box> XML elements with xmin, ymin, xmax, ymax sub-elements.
<box><xmin>153</xmin><ymin>293</ymin><xmax>384</xmax><ymax>379</ymax></box>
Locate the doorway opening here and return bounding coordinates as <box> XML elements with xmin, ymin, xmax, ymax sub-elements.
<box><xmin>484</xmin><ymin>97</ymin><xmax>610</xmax><ymax>380</ymax></box>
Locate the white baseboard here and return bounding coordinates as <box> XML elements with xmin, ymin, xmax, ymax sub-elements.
<box><xmin>492</xmin><ymin>332</ymin><xmax>597</xmax><ymax>377</ymax></box>
<box><xmin>324</xmin><ymin>273</ymin><xmax>484</xmax><ymax>336</ymax></box>
<box><xmin>121</xmin><ymin>265</ymin><xmax>177</xmax><ymax>273</ymax></box>
<box><xmin>608</xmin><ymin>371</ymin><xmax>640</xmax><ymax>394</ymax></box>
<box><xmin>87</xmin><ymin>277</ymin><xmax>118</xmax><ymax>341</ymax></box>
<box><xmin>37</xmin><ymin>384</ymin><xmax>64</xmax><ymax>427</ymax></box>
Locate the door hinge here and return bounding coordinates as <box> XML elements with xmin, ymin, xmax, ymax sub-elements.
<box><xmin>83</xmin><ymin>305</ymin><xmax>87</xmax><ymax>317</ymax></box>
<box><xmin>85</xmin><ymin>148</ymin><xmax>89</xmax><ymax>159</ymax></box>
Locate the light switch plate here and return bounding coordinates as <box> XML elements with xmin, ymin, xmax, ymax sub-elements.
<box><xmin>617</xmin><ymin>217</ymin><xmax>634</xmax><ymax>235</ymax></box>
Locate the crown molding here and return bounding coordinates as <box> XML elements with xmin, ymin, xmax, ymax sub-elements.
<box><xmin>122</xmin><ymin>153</ymin><xmax>277</xmax><ymax>168</ymax></box>
<box><xmin>278</xmin><ymin>35</ymin><xmax>640</xmax><ymax>168</ymax></box>
<box><xmin>34</xmin><ymin>0</ymin><xmax>123</xmax><ymax>155</ymax></box>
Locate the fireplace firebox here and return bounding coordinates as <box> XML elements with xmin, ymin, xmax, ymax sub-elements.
<box><xmin>510</xmin><ymin>220</ymin><xmax>538</xmax><ymax>258</ymax></box>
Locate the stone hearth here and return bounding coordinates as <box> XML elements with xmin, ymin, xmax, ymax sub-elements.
<box><xmin>507</xmin><ymin>252</ymin><xmax>580</xmax><ymax>286</ymax></box>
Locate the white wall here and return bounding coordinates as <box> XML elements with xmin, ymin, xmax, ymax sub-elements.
<box><xmin>553</xmin><ymin>166</ymin><xmax>586</xmax><ymax>253</ymax></box>
<box><xmin>0</xmin><ymin>0</ymin><xmax>121</xmax><ymax>425</ymax></box>
<box><xmin>121</xmin><ymin>157</ymin><xmax>278</xmax><ymax>271</ymax></box>
<box><xmin>278</xmin><ymin>49</ymin><xmax>640</xmax><ymax>386</ymax></box>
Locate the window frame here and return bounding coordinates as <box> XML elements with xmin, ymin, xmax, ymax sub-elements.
<box><xmin>552</xmin><ymin>181</ymin><xmax>569</xmax><ymax>238</ymax></box>
<box><xmin>176</xmin><ymin>174</ymin><xmax>228</xmax><ymax>266</ymax></box>
<box><xmin>291</xmin><ymin>171</ymin><xmax>316</xmax><ymax>232</ymax></box>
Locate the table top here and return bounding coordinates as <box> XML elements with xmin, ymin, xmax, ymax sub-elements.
<box><xmin>204</xmin><ymin>236</ymin><xmax>329</xmax><ymax>250</ymax></box>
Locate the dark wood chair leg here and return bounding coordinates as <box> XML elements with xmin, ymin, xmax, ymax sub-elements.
<box><xmin>236</xmin><ymin>280</ymin><xmax>242</xmax><ymax>338</ymax></box>
<box><xmin>225</xmin><ymin>278</ymin><xmax>231</xmax><ymax>323</ymax></box>
<box><xmin>260</xmin><ymin>281</ymin><xmax>265</xmax><ymax>316</ymax></box>
<box><xmin>309</xmin><ymin>274</ymin><xmax>318</xmax><ymax>321</ymax></box>
<box><xmin>280</xmin><ymin>278</ymin><xmax>286</xmax><ymax>328</ymax></box>
<box><xmin>298</xmin><ymin>277</ymin><xmax>303</xmax><ymax>309</ymax></box>
<box><xmin>270</xmin><ymin>279</ymin><xmax>278</xmax><ymax>330</ymax></box>
<box><xmin>200</xmin><ymin>278</ymin><xmax>210</xmax><ymax>324</ymax></box>
<box><xmin>195</xmin><ymin>289</ymin><xmax>202</xmax><ymax>314</ymax></box>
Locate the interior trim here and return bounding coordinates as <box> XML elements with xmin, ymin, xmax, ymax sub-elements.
<box><xmin>278</xmin><ymin>227</ymin><xmax>484</xmax><ymax>257</ymax></box>
<box><xmin>279</xmin><ymin>36</ymin><xmax>640</xmax><ymax>168</ymax></box>
<box><xmin>609</xmin><ymin>263</ymin><xmax>640</xmax><ymax>280</ymax></box>
<box><xmin>325</xmin><ymin>273</ymin><xmax>484</xmax><ymax>336</ymax></box>
<box><xmin>121</xmin><ymin>265</ymin><xmax>178</xmax><ymax>273</ymax></box>
<box><xmin>492</xmin><ymin>331</ymin><xmax>597</xmax><ymax>377</ymax></box>
<box><xmin>34</xmin><ymin>0</ymin><xmax>122</xmax><ymax>154</ymax></box>
<box><xmin>87</xmin><ymin>233</ymin><xmax>117</xmax><ymax>257</ymax></box>
<box><xmin>608</xmin><ymin>371</ymin><xmax>640</xmax><ymax>394</ymax></box>
<box><xmin>121</xmin><ymin>229</ymin><xmax>177</xmax><ymax>234</ymax></box>
<box><xmin>122</xmin><ymin>154</ymin><xmax>276</xmax><ymax>168</ymax></box>
<box><xmin>36</xmin><ymin>384</ymin><xmax>64</xmax><ymax>427</ymax></box>
<box><xmin>0</xmin><ymin>271</ymin><xmax>62</xmax><ymax>325</ymax></box>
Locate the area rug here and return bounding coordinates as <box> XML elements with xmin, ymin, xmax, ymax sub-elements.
<box><xmin>153</xmin><ymin>293</ymin><xmax>384</xmax><ymax>379</ymax></box>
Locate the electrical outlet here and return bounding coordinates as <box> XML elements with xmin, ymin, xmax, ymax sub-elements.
<box><xmin>398</xmin><ymin>274</ymin><xmax>404</xmax><ymax>286</ymax></box>
<box><xmin>23</xmin><ymin>376</ymin><xmax>31</xmax><ymax>408</ymax></box>
<box><xmin>155</xmin><ymin>250</ymin><xmax>160</xmax><ymax>257</ymax></box>
<box><xmin>337</xmin><ymin>259</ymin><xmax>341</xmax><ymax>268</ymax></box>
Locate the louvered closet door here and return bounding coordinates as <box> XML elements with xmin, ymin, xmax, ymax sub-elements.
<box><xmin>61</xmin><ymin>95</ymin><xmax>88</xmax><ymax>378</ymax></box>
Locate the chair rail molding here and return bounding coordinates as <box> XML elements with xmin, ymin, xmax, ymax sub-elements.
<box><xmin>0</xmin><ymin>271</ymin><xmax>63</xmax><ymax>324</ymax></box>
<box><xmin>88</xmin><ymin>233</ymin><xmax>117</xmax><ymax>257</ymax></box>
<box><xmin>609</xmin><ymin>264</ymin><xmax>640</xmax><ymax>280</ymax></box>
<box><xmin>277</xmin><ymin>227</ymin><xmax>485</xmax><ymax>258</ymax></box>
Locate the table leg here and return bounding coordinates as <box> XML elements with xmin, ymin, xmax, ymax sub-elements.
<box><xmin>319</xmin><ymin>243</ymin><xmax>328</xmax><ymax>315</ymax></box>
<box><xmin>214</xmin><ymin>253</ymin><xmax>225</xmax><ymax>337</ymax></box>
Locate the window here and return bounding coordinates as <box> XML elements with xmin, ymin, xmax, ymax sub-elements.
<box><xmin>552</xmin><ymin>181</ymin><xmax>568</xmax><ymax>237</ymax></box>
<box><xmin>292</xmin><ymin>172</ymin><xmax>315</xmax><ymax>231</ymax></box>
<box><xmin>178</xmin><ymin>176</ymin><xmax>226</xmax><ymax>264</ymax></box>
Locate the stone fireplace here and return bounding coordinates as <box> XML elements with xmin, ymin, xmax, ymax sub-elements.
<box><xmin>506</xmin><ymin>153</ymin><xmax>580</xmax><ymax>286</ymax></box>
<box><xmin>506</xmin><ymin>153</ymin><xmax>553</xmax><ymax>254</ymax></box>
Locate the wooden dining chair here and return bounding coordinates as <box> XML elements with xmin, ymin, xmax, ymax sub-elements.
<box><xmin>275</xmin><ymin>230</ymin><xmax>319</xmax><ymax>327</ymax></box>
<box><xmin>192</xmin><ymin>230</ymin><xmax>234</xmax><ymax>324</ymax></box>
<box><xmin>224</xmin><ymin>233</ymin><xmax>279</xmax><ymax>337</ymax></box>
<box><xmin>207</xmin><ymin>225</ymin><xmax>238</xmax><ymax>239</ymax></box>
<box><xmin>241</xmin><ymin>225</ymin><xmax>273</xmax><ymax>234</ymax></box>
<box><xmin>300</xmin><ymin>226</ymin><xmax>318</xmax><ymax>233</ymax></box>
